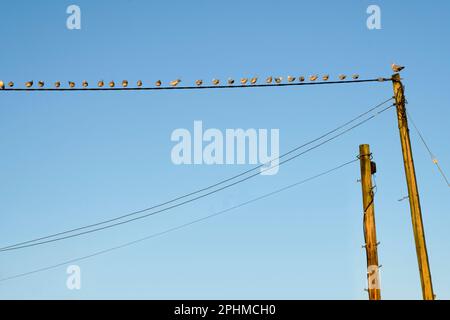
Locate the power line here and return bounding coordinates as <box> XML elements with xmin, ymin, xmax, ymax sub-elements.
<box><xmin>0</xmin><ymin>96</ymin><xmax>393</xmax><ymax>251</ymax></box>
<box><xmin>1</xmin><ymin>77</ymin><xmax>390</xmax><ymax>92</ymax></box>
<box><xmin>0</xmin><ymin>102</ymin><xmax>394</xmax><ymax>252</ymax></box>
<box><xmin>0</xmin><ymin>158</ymin><xmax>358</xmax><ymax>283</ymax></box>
<box><xmin>407</xmin><ymin>110</ymin><xmax>450</xmax><ymax>187</ymax></box>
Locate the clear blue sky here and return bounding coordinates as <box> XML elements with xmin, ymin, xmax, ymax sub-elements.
<box><xmin>0</xmin><ymin>1</ymin><xmax>449</xmax><ymax>299</ymax></box>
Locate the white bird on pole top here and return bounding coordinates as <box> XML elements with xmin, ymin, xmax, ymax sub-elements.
<box><xmin>391</xmin><ymin>63</ymin><xmax>405</xmax><ymax>73</ymax></box>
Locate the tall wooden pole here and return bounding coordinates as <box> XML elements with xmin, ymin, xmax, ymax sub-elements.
<box><xmin>392</xmin><ymin>73</ymin><xmax>434</xmax><ymax>300</ymax></box>
<box><xmin>359</xmin><ymin>144</ymin><xmax>381</xmax><ymax>300</ymax></box>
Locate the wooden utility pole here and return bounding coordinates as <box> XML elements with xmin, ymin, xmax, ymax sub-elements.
<box><xmin>392</xmin><ymin>73</ymin><xmax>434</xmax><ymax>300</ymax></box>
<box><xmin>359</xmin><ymin>144</ymin><xmax>381</xmax><ymax>300</ymax></box>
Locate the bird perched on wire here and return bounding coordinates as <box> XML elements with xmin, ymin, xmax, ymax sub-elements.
<box><xmin>195</xmin><ymin>79</ymin><xmax>203</xmax><ymax>86</ymax></box>
<box><xmin>212</xmin><ymin>79</ymin><xmax>220</xmax><ymax>85</ymax></box>
<box><xmin>274</xmin><ymin>77</ymin><xmax>282</xmax><ymax>84</ymax></box>
<box><xmin>170</xmin><ymin>79</ymin><xmax>181</xmax><ymax>87</ymax></box>
<box><xmin>109</xmin><ymin>81</ymin><xmax>115</xmax><ymax>88</ymax></box>
<box><xmin>54</xmin><ymin>81</ymin><xmax>61</xmax><ymax>88</ymax></box>
<box><xmin>122</xmin><ymin>80</ymin><xmax>128</xmax><ymax>88</ymax></box>
<box><xmin>266</xmin><ymin>76</ymin><xmax>273</xmax><ymax>84</ymax></box>
<box><xmin>240</xmin><ymin>78</ymin><xmax>248</xmax><ymax>85</ymax></box>
<box><xmin>250</xmin><ymin>77</ymin><xmax>258</xmax><ymax>85</ymax></box>
<box><xmin>0</xmin><ymin>80</ymin><xmax>4</xmax><ymax>89</ymax></box>
<box><xmin>228</xmin><ymin>78</ymin><xmax>235</xmax><ymax>85</ymax></box>
<box><xmin>309</xmin><ymin>75</ymin><xmax>318</xmax><ymax>81</ymax></box>
<box><xmin>68</xmin><ymin>81</ymin><xmax>76</xmax><ymax>88</ymax></box>
<box><xmin>339</xmin><ymin>74</ymin><xmax>347</xmax><ymax>80</ymax></box>
<box><xmin>98</xmin><ymin>80</ymin><xmax>104</xmax><ymax>88</ymax></box>
<box><xmin>298</xmin><ymin>76</ymin><xmax>305</xmax><ymax>82</ymax></box>
<box><xmin>25</xmin><ymin>81</ymin><xmax>33</xmax><ymax>88</ymax></box>
<box><xmin>155</xmin><ymin>80</ymin><xmax>162</xmax><ymax>87</ymax></box>
<box><xmin>82</xmin><ymin>80</ymin><xmax>89</xmax><ymax>88</ymax></box>
<box><xmin>137</xmin><ymin>80</ymin><xmax>143</xmax><ymax>87</ymax></box>
<box><xmin>352</xmin><ymin>74</ymin><xmax>359</xmax><ymax>80</ymax></box>
<box><xmin>391</xmin><ymin>63</ymin><xmax>405</xmax><ymax>73</ymax></box>
<box><xmin>8</xmin><ymin>81</ymin><xmax>14</xmax><ymax>88</ymax></box>
<box><xmin>322</xmin><ymin>75</ymin><xmax>329</xmax><ymax>81</ymax></box>
<box><xmin>287</xmin><ymin>76</ymin><xmax>295</xmax><ymax>83</ymax></box>
<box><xmin>38</xmin><ymin>81</ymin><xmax>45</xmax><ymax>88</ymax></box>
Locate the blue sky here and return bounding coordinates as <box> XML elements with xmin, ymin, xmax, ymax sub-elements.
<box><xmin>0</xmin><ymin>1</ymin><xmax>449</xmax><ymax>299</ymax></box>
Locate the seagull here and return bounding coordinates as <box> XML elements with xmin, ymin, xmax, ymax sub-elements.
<box><xmin>155</xmin><ymin>80</ymin><xmax>162</xmax><ymax>87</ymax></box>
<box><xmin>274</xmin><ymin>77</ymin><xmax>282</xmax><ymax>84</ymax></box>
<box><xmin>266</xmin><ymin>76</ymin><xmax>273</xmax><ymax>84</ymax></box>
<box><xmin>250</xmin><ymin>77</ymin><xmax>258</xmax><ymax>84</ymax></box>
<box><xmin>228</xmin><ymin>78</ymin><xmax>235</xmax><ymax>85</ymax></box>
<box><xmin>352</xmin><ymin>74</ymin><xmax>360</xmax><ymax>80</ymax></box>
<box><xmin>298</xmin><ymin>76</ymin><xmax>305</xmax><ymax>82</ymax></box>
<box><xmin>38</xmin><ymin>81</ymin><xmax>45</xmax><ymax>88</ymax></box>
<box><xmin>0</xmin><ymin>80</ymin><xmax>4</xmax><ymax>89</ymax></box>
<box><xmin>339</xmin><ymin>74</ymin><xmax>347</xmax><ymax>80</ymax></box>
<box><xmin>82</xmin><ymin>80</ymin><xmax>89</xmax><ymax>88</ymax></box>
<box><xmin>137</xmin><ymin>80</ymin><xmax>143</xmax><ymax>87</ymax></box>
<box><xmin>195</xmin><ymin>79</ymin><xmax>203</xmax><ymax>86</ymax></box>
<box><xmin>287</xmin><ymin>76</ymin><xmax>295</xmax><ymax>83</ymax></box>
<box><xmin>25</xmin><ymin>81</ymin><xmax>33</xmax><ymax>88</ymax></box>
<box><xmin>54</xmin><ymin>81</ymin><xmax>61</xmax><ymax>88</ymax></box>
<box><xmin>122</xmin><ymin>80</ymin><xmax>128</xmax><ymax>88</ymax></box>
<box><xmin>322</xmin><ymin>75</ymin><xmax>329</xmax><ymax>81</ymax></box>
<box><xmin>109</xmin><ymin>81</ymin><xmax>115</xmax><ymax>88</ymax></box>
<box><xmin>98</xmin><ymin>80</ymin><xmax>104</xmax><ymax>87</ymax></box>
<box><xmin>8</xmin><ymin>81</ymin><xmax>14</xmax><ymax>88</ymax></box>
<box><xmin>309</xmin><ymin>75</ymin><xmax>318</xmax><ymax>81</ymax></box>
<box><xmin>212</xmin><ymin>79</ymin><xmax>220</xmax><ymax>85</ymax></box>
<box><xmin>170</xmin><ymin>79</ymin><xmax>181</xmax><ymax>87</ymax></box>
<box><xmin>240</xmin><ymin>78</ymin><xmax>248</xmax><ymax>85</ymax></box>
<box><xmin>69</xmin><ymin>81</ymin><xmax>76</xmax><ymax>88</ymax></box>
<box><xmin>391</xmin><ymin>63</ymin><xmax>405</xmax><ymax>73</ymax></box>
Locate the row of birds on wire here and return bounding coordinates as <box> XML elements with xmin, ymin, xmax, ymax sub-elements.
<box><xmin>0</xmin><ymin>74</ymin><xmax>364</xmax><ymax>89</ymax></box>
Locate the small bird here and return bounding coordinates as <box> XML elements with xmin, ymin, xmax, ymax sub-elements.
<box><xmin>122</xmin><ymin>80</ymin><xmax>128</xmax><ymax>88</ymax></box>
<box><xmin>109</xmin><ymin>81</ymin><xmax>115</xmax><ymax>88</ymax></box>
<box><xmin>54</xmin><ymin>81</ymin><xmax>61</xmax><ymax>88</ymax></box>
<box><xmin>212</xmin><ymin>79</ymin><xmax>220</xmax><ymax>85</ymax></box>
<box><xmin>195</xmin><ymin>79</ymin><xmax>203</xmax><ymax>86</ymax></box>
<box><xmin>69</xmin><ymin>81</ymin><xmax>76</xmax><ymax>88</ymax></box>
<box><xmin>309</xmin><ymin>75</ymin><xmax>318</xmax><ymax>81</ymax></box>
<box><xmin>155</xmin><ymin>80</ymin><xmax>162</xmax><ymax>87</ymax></box>
<box><xmin>137</xmin><ymin>80</ymin><xmax>143</xmax><ymax>87</ymax></box>
<box><xmin>298</xmin><ymin>76</ymin><xmax>305</xmax><ymax>82</ymax></box>
<box><xmin>8</xmin><ymin>81</ymin><xmax>14</xmax><ymax>88</ymax></box>
<box><xmin>352</xmin><ymin>74</ymin><xmax>360</xmax><ymax>80</ymax></box>
<box><xmin>322</xmin><ymin>75</ymin><xmax>329</xmax><ymax>81</ymax></box>
<box><xmin>25</xmin><ymin>81</ymin><xmax>33</xmax><ymax>88</ymax></box>
<box><xmin>98</xmin><ymin>80</ymin><xmax>104</xmax><ymax>87</ymax></box>
<box><xmin>266</xmin><ymin>76</ymin><xmax>273</xmax><ymax>84</ymax></box>
<box><xmin>287</xmin><ymin>76</ymin><xmax>295</xmax><ymax>83</ymax></box>
<box><xmin>274</xmin><ymin>77</ymin><xmax>282</xmax><ymax>84</ymax></box>
<box><xmin>228</xmin><ymin>78</ymin><xmax>235</xmax><ymax>85</ymax></box>
<box><xmin>250</xmin><ymin>77</ymin><xmax>258</xmax><ymax>85</ymax></box>
<box><xmin>391</xmin><ymin>63</ymin><xmax>405</xmax><ymax>73</ymax></box>
<box><xmin>82</xmin><ymin>80</ymin><xmax>89</xmax><ymax>88</ymax></box>
<box><xmin>339</xmin><ymin>74</ymin><xmax>347</xmax><ymax>80</ymax></box>
<box><xmin>0</xmin><ymin>80</ymin><xmax>4</xmax><ymax>89</ymax></box>
<box><xmin>38</xmin><ymin>81</ymin><xmax>45</xmax><ymax>88</ymax></box>
<box><xmin>240</xmin><ymin>78</ymin><xmax>248</xmax><ymax>85</ymax></box>
<box><xmin>170</xmin><ymin>79</ymin><xmax>181</xmax><ymax>87</ymax></box>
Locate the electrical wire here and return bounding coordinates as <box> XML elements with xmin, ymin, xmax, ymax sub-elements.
<box><xmin>1</xmin><ymin>78</ymin><xmax>390</xmax><ymax>92</ymax></box>
<box><xmin>0</xmin><ymin>97</ymin><xmax>394</xmax><ymax>252</ymax></box>
<box><xmin>0</xmin><ymin>103</ymin><xmax>395</xmax><ymax>252</ymax></box>
<box><xmin>407</xmin><ymin>110</ymin><xmax>450</xmax><ymax>187</ymax></box>
<box><xmin>0</xmin><ymin>158</ymin><xmax>358</xmax><ymax>283</ymax></box>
